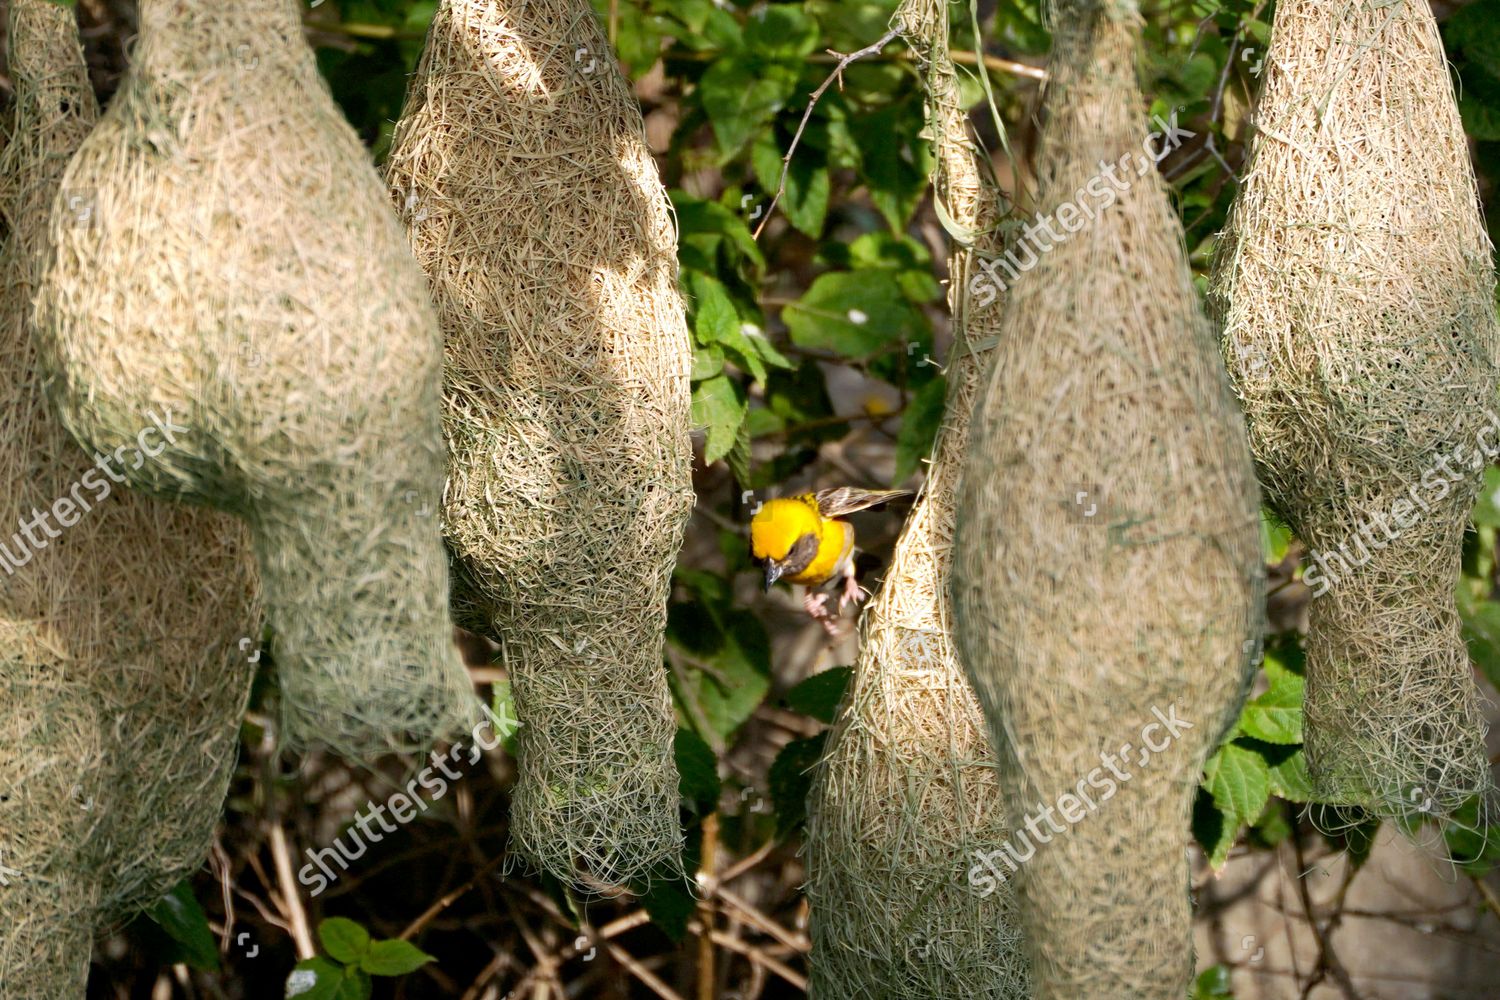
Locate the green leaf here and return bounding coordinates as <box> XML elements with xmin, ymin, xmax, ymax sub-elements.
<box><xmin>668</xmin><ymin>606</ymin><xmax>772</xmax><ymax>741</ymax></box>
<box><xmin>1447</xmin><ymin>0</ymin><xmax>1500</xmax><ymax>78</ymax></box>
<box><xmin>689</xmin><ymin>271</ymin><xmax>770</xmax><ymax>383</ymax></box>
<box><xmin>1238</xmin><ymin>669</ymin><xmax>1303</xmax><ymax>745</ymax></box>
<box><xmin>1191</xmin><ymin>786</ymin><xmax>1238</xmax><ymax>870</ymax></box>
<box><xmin>691</xmin><ymin>375</ymin><xmax>748</xmax><ymax>465</ymax></box>
<box><xmin>148</xmin><ymin>881</ymin><xmax>220</xmax><ymax>973</ymax></box>
<box><xmin>285</xmin><ymin>958</ymin><xmax>364</xmax><ymax>1000</ymax></box>
<box><xmin>1265</xmin><ymin>746</ymin><xmax>1314</xmax><ymax>803</ymax></box>
<box><xmin>894</xmin><ymin>376</ymin><xmax>947</xmax><ymax>482</ymax></box>
<box><xmin>691</xmin><ymin>343</ymin><xmax>725</xmax><ymax>381</ymax></box>
<box><xmin>1458</xmin><ymin>585</ymin><xmax>1500</xmax><ymax>692</ymax></box>
<box><xmin>674</xmin><ymin>727</ymin><xmax>722</xmax><ymax>806</ymax></box>
<box><xmin>698</xmin><ymin>57</ymin><xmax>798</xmax><ymax>158</ymax></box>
<box><xmin>317</xmin><ymin>918</ymin><xmax>371</xmax><ymax>966</ymax></box>
<box><xmin>768</xmin><ymin>733</ymin><xmax>828</xmax><ymax>838</ymax></box>
<box><xmin>359</xmin><ymin>939</ymin><xmax>434</xmax><ymax>977</ymax></box>
<box><xmin>640</xmin><ymin>876</ymin><xmax>697</xmax><ymax>942</ymax></box>
<box><xmin>784</xmin><ymin>270</ymin><xmax>926</xmax><ymax>358</ymax></box>
<box><xmin>784</xmin><ymin>666</ymin><xmax>854</xmax><ymax>724</ymax></box>
<box><xmin>751</xmin><ymin>131</ymin><xmax>830</xmax><ymax>238</ymax></box>
<box><xmin>491</xmin><ymin>680</ymin><xmax>520</xmax><ymax>755</ymax></box>
<box><xmin>1192</xmin><ymin>963</ymin><xmax>1234</xmax><ymax>998</ymax></box>
<box><xmin>1202</xmin><ymin>741</ymin><xmax>1272</xmax><ymax>826</ymax></box>
<box><xmin>744</xmin><ymin>5</ymin><xmax>820</xmax><ymax>59</ymax></box>
<box><xmin>850</xmin><ymin>101</ymin><xmax>930</xmax><ymax>230</ymax></box>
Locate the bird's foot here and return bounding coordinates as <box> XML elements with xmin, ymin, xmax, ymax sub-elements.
<box><xmin>838</xmin><ymin>572</ymin><xmax>867</xmax><ymax>613</ymax></box>
<box><xmin>803</xmin><ymin>591</ymin><xmax>843</xmax><ymax>637</ymax></box>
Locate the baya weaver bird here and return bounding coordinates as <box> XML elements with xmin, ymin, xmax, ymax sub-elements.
<box><xmin>750</xmin><ymin>488</ymin><xmax>908</xmax><ymax>631</ymax></box>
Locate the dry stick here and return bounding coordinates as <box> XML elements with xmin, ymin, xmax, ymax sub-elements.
<box><xmin>604</xmin><ymin>942</ymin><xmax>685</xmax><ymax>1000</ymax></box>
<box><xmin>753</xmin><ymin>28</ymin><xmax>902</xmax><ymax>238</ymax></box>
<box><xmin>266</xmin><ymin>823</ymin><xmax>315</xmax><ymax>960</ymax></box>
<box><xmin>695</xmin><ymin>925</ymin><xmax>808</xmax><ymax>991</ymax></box>
<box><xmin>697</xmin><ymin>812</ymin><xmax>721</xmax><ymax>1000</ymax></box>
<box><xmin>397</xmin><ymin>853</ymin><xmax>508</xmax><ymax>941</ymax></box>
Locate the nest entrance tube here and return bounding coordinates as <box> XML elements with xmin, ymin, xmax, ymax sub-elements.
<box><xmin>1209</xmin><ymin>0</ymin><xmax>1499</xmax><ymax>819</ymax></box>
<box><xmin>950</xmin><ymin>1</ymin><xmax>1264</xmax><ymax>995</ymax></box>
<box><xmin>385</xmin><ymin>0</ymin><xmax>695</xmax><ymax>889</ymax></box>
<box><xmin>32</xmin><ymin>0</ymin><xmax>474</xmax><ymax>759</ymax></box>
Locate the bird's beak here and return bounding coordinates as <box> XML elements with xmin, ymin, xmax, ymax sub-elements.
<box><xmin>764</xmin><ymin>560</ymin><xmax>783</xmax><ymax>592</ymax></box>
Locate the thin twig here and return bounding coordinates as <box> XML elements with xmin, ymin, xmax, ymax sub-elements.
<box><xmin>398</xmin><ymin>853</ymin><xmax>508</xmax><ymax>941</ymax></box>
<box><xmin>754</xmin><ymin>29</ymin><xmax>903</xmax><ymax>238</ymax></box>
<box><xmin>266</xmin><ymin>823</ymin><xmax>316</xmax><ymax>960</ymax></box>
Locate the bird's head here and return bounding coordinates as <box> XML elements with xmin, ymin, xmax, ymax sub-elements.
<box><xmin>750</xmin><ymin>497</ymin><xmax>821</xmax><ymax>591</ymax></box>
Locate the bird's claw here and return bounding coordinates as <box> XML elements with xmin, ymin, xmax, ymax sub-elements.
<box><xmin>803</xmin><ymin>592</ymin><xmax>844</xmax><ymax>637</ymax></box>
<box><xmin>838</xmin><ymin>573</ymin><xmax>866</xmax><ymax>613</ymax></box>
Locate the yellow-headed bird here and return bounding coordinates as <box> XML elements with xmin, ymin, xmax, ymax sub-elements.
<box><xmin>750</xmin><ymin>488</ymin><xmax>908</xmax><ymax>630</ymax></box>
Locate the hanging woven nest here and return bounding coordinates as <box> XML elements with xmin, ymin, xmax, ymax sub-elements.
<box><xmin>1209</xmin><ymin>0</ymin><xmax>1499</xmax><ymax>820</ymax></box>
<box><xmin>951</xmin><ymin>1</ymin><xmax>1264</xmax><ymax>994</ymax></box>
<box><xmin>32</xmin><ymin>0</ymin><xmax>475</xmax><ymax>759</ymax></box>
<box><xmin>1</xmin><ymin>2</ymin><xmax>259</xmax><ymax>994</ymax></box>
<box><xmin>803</xmin><ymin>1</ymin><xmax>1028</xmax><ymax>997</ymax></box>
<box><xmin>384</xmin><ymin>0</ymin><xmax>694</xmax><ymax>888</ymax></box>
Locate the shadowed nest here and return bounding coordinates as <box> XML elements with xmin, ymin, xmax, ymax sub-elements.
<box><xmin>951</xmin><ymin>0</ymin><xmax>1264</xmax><ymax>995</ymax></box>
<box><xmin>803</xmin><ymin>0</ymin><xmax>1028</xmax><ymax>996</ymax></box>
<box><xmin>1209</xmin><ymin>0</ymin><xmax>1499</xmax><ymax>821</ymax></box>
<box><xmin>0</xmin><ymin>3</ymin><xmax>258</xmax><ymax>995</ymax></box>
<box><xmin>384</xmin><ymin>0</ymin><xmax>694</xmax><ymax>888</ymax></box>
<box><xmin>31</xmin><ymin>0</ymin><xmax>475</xmax><ymax>759</ymax></box>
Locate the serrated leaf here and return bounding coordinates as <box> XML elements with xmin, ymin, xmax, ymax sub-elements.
<box><xmin>784</xmin><ymin>666</ymin><xmax>853</xmax><ymax>724</ymax></box>
<box><xmin>1266</xmin><ymin>746</ymin><xmax>1314</xmax><ymax>803</ymax></box>
<box><xmin>894</xmin><ymin>376</ymin><xmax>947</xmax><ymax>482</ymax></box>
<box><xmin>768</xmin><ymin>733</ymin><xmax>828</xmax><ymax>837</ymax></box>
<box><xmin>784</xmin><ymin>270</ymin><xmax>926</xmax><ymax>358</ymax></box>
<box><xmin>359</xmin><ymin>939</ymin><xmax>433</xmax><ymax>977</ymax></box>
<box><xmin>318</xmin><ymin>918</ymin><xmax>371</xmax><ymax>965</ymax></box>
<box><xmin>691</xmin><ymin>375</ymin><xmax>748</xmax><ymax>465</ymax></box>
<box><xmin>674</xmin><ymin>728</ymin><xmax>721</xmax><ymax>805</ymax></box>
<box><xmin>691</xmin><ymin>343</ymin><xmax>725</xmax><ymax>381</ymax></box>
<box><xmin>1202</xmin><ymin>741</ymin><xmax>1272</xmax><ymax>826</ymax></box>
<box><xmin>1238</xmin><ymin>671</ymin><xmax>1303</xmax><ymax>745</ymax></box>
<box><xmin>148</xmin><ymin>881</ymin><xmax>220</xmax><ymax>973</ymax></box>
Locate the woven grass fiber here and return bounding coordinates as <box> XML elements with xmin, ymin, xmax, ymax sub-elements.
<box><xmin>803</xmin><ymin>1</ymin><xmax>1026</xmax><ymax>997</ymax></box>
<box><xmin>384</xmin><ymin>0</ymin><xmax>694</xmax><ymax>888</ymax></box>
<box><xmin>32</xmin><ymin>0</ymin><xmax>476</xmax><ymax>758</ymax></box>
<box><xmin>950</xmin><ymin>1</ymin><xmax>1264</xmax><ymax>995</ymax></box>
<box><xmin>0</xmin><ymin>2</ymin><xmax>260</xmax><ymax>994</ymax></box>
<box><xmin>1209</xmin><ymin>0</ymin><xmax>1499</xmax><ymax>821</ymax></box>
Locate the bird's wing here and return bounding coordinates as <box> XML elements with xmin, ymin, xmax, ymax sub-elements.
<box><xmin>813</xmin><ymin>487</ymin><xmax>911</xmax><ymax>518</ymax></box>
